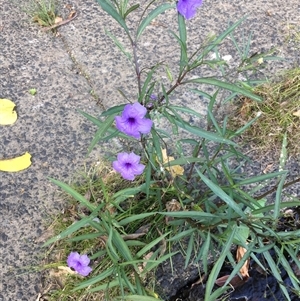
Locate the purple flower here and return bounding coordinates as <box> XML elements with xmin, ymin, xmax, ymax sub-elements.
<box><xmin>115</xmin><ymin>102</ymin><xmax>153</xmax><ymax>139</ymax></box>
<box><xmin>177</xmin><ymin>0</ymin><xmax>203</xmax><ymax>20</ymax></box>
<box><xmin>67</xmin><ymin>252</ymin><xmax>92</xmax><ymax>276</ymax></box>
<box><xmin>113</xmin><ymin>152</ymin><xmax>145</xmax><ymax>181</ymax></box>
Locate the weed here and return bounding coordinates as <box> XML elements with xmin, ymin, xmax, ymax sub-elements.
<box><xmin>25</xmin><ymin>0</ymin><xmax>57</xmax><ymax>28</ymax></box>
<box><xmin>230</xmin><ymin>67</ymin><xmax>300</xmax><ymax>155</ymax></box>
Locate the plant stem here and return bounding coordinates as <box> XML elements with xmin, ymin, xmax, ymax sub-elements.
<box><xmin>132</xmin><ymin>40</ymin><xmax>142</xmax><ymax>96</ymax></box>
<box><xmin>254</xmin><ymin>177</ymin><xmax>300</xmax><ymax>200</ymax></box>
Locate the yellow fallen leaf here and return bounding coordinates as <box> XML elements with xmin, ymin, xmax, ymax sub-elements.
<box><xmin>57</xmin><ymin>266</ymin><xmax>77</xmax><ymax>275</ymax></box>
<box><xmin>161</xmin><ymin>148</ymin><xmax>184</xmax><ymax>177</ymax></box>
<box><xmin>54</xmin><ymin>16</ymin><xmax>63</xmax><ymax>24</ymax></box>
<box><xmin>0</xmin><ymin>152</ymin><xmax>31</xmax><ymax>172</ymax></box>
<box><xmin>293</xmin><ymin>110</ymin><xmax>300</xmax><ymax>117</ymax></box>
<box><xmin>0</xmin><ymin>98</ymin><xmax>17</xmax><ymax>125</ymax></box>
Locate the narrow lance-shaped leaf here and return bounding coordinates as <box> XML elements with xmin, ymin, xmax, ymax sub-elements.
<box><xmin>124</xmin><ymin>4</ymin><xmax>140</xmax><ymax>18</ymax></box>
<box><xmin>184</xmin><ymin>77</ymin><xmax>262</xmax><ymax>102</ymax></box>
<box><xmin>173</xmin><ymin>117</ymin><xmax>237</xmax><ymax>146</ymax></box>
<box><xmin>136</xmin><ymin>3</ymin><xmax>175</xmax><ymax>39</ymax></box>
<box><xmin>96</xmin><ymin>0</ymin><xmax>131</xmax><ymax>38</ymax></box>
<box><xmin>196</xmin><ymin>169</ymin><xmax>246</xmax><ymax>217</ymax></box>
<box><xmin>105</xmin><ymin>29</ymin><xmax>132</xmax><ymax>60</ymax></box>
<box><xmin>177</xmin><ymin>13</ymin><xmax>187</xmax><ymax>72</ymax></box>
<box><xmin>204</xmin><ymin>226</ymin><xmax>237</xmax><ymax>300</ymax></box>
<box><xmin>197</xmin><ymin>17</ymin><xmax>246</xmax><ymax>61</ymax></box>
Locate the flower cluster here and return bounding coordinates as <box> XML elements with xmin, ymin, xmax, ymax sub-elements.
<box><xmin>67</xmin><ymin>252</ymin><xmax>92</xmax><ymax>276</ymax></box>
<box><xmin>113</xmin><ymin>103</ymin><xmax>152</xmax><ymax>180</ymax></box>
<box><xmin>177</xmin><ymin>0</ymin><xmax>203</xmax><ymax>20</ymax></box>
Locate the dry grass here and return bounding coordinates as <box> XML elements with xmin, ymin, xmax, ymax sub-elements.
<box><xmin>229</xmin><ymin>67</ymin><xmax>300</xmax><ymax>155</ymax></box>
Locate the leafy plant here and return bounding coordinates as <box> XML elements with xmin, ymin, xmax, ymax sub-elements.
<box><xmin>25</xmin><ymin>0</ymin><xmax>57</xmax><ymax>27</ymax></box>
<box><xmin>43</xmin><ymin>1</ymin><xmax>300</xmax><ymax>300</ymax></box>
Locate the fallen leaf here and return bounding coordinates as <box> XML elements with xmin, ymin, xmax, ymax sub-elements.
<box><xmin>236</xmin><ymin>246</ymin><xmax>250</xmax><ymax>278</ymax></box>
<box><xmin>0</xmin><ymin>98</ymin><xmax>17</xmax><ymax>125</ymax></box>
<box><xmin>68</xmin><ymin>10</ymin><xmax>77</xmax><ymax>19</ymax></box>
<box><xmin>215</xmin><ymin>274</ymin><xmax>245</xmax><ymax>288</ymax></box>
<box><xmin>161</xmin><ymin>148</ymin><xmax>184</xmax><ymax>177</ymax></box>
<box><xmin>0</xmin><ymin>152</ymin><xmax>32</xmax><ymax>172</ymax></box>
<box><xmin>55</xmin><ymin>16</ymin><xmax>63</xmax><ymax>24</ymax></box>
<box><xmin>215</xmin><ymin>246</ymin><xmax>250</xmax><ymax>288</ymax></box>
<box><xmin>293</xmin><ymin>110</ymin><xmax>300</xmax><ymax>117</ymax></box>
<box><xmin>165</xmin><ymin>199</ymin><xmax>182</xmax><ymax>224</ymax></box>
<box><xmin>57</xmin><ymin>266</ymin><xmax>77</xmax><ymax>275</ymax></box>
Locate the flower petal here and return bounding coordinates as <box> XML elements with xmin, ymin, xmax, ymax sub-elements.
<box><xmin>67</xmin><ymin>252</ymin><xmax>81</xmax><ymax>269</ymax></box>
<box><xmin>137</xmin><ymin>118</ymin><xmax>153</xmax><ymax>134</ymax></box>
<box><xmin>177</xmin><ymin>0</ymin><xmax>202</xmax><ymax>20</ymax></box>
<box><xmin>79</xmin><ymin>254</ymin><xmax>90</xmax><ymax>266</ymax></box>
<box><xmin>77</xmin><ymin>265</ymin><xmax>92</xmax><ymax>277</ymax></box>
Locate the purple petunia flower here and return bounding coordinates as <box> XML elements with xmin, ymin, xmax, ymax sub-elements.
<box><xmin>113</xmin><ymin>152</ymin><xmax>145</xmax><ymax>181</ymax></box>
<box><xmin>67</xmin><ymin>252</ymin><xmax>92</xmax><ymax>276</ymax></box>
<box><xmin>177</xmin><ymin>0</ymin><xmax>203</xmax><ymax>20</ymax></box>
<box><xmin>115</xmin><ymin>102</ymin><xmax>153</xmax><ymax>139</ymax></box>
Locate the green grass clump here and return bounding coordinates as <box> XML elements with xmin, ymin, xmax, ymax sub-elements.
<box><xmin>26</xmin><ymin>0</ymin><xmax>57</xmax><ymax>27</ymax></box>
<box><xmin>230</xmin><ymin>67</ymin><xmax>300</xmax><ymax>155</ymax></box>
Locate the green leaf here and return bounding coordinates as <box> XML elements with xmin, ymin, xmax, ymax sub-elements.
<box><xmin>136</xmin><ymin>3</ymin><xmax>175</xmax><ymax>39</ymax></box>
<box><xmin>274</xmin><ymin>172</ymin><xmax>288</xmax><ymax>221</ymax></box>
<box><xmin>184</xmin><ymin>77</ymin><xmax>262</xmax><ymax>102</ymax></box>
<box><xmin>173</xmin><ymin>118</ymin><xmax>237</xmax><ymax>146</ymax></box>
<box><xmin>185</xmin><ymin>232</ymin><xmax>195</xmax><ymax>268</ymax></box>
<box><xmin>88</xmin><ymin>114</ymin><xmax>116</xmax><ymax>153</ymax></box>
<box><xmin>196</xmin><ymin>169</ymin><xmax>246</xmax><ymax>217</ymax></box>
<box><xmin>118</xmin><ymin>212</ymin><xmax>157</xmax><ymax>226</ymax></box>
<box><xmin>204</xmin><ymin>226</ymin><xmax>236</xmax><ymax>300</ymax></box>
<box><xmin>123</xmin><ymin>295</ymin><xmax>163</xmax><ymax>301</ymax></box>
<box><xmin>96</xmin><ymin>0</ymin><xmax>131</xmax><ymax>37</ymax></box>
<box><xmin>142</xmin><ymin>251</ymin><xmax>178</xmax><ymax>274</ymax></box>
<box><xmin>177</xmin><ymin>13</ymin><xmax>187</xmax><ymax>72</ymax></box>
<box><xmin>113</xmin><ymin>183</ymin><xmax>151</xmax><ymax>204</ymax></box>
<box><xmin>74</xmin><ymin>267</ymin><xmax>115</xmax><ymax>290</ymax></box>
<box><xmin>48</xmin><ymin>178</ymin><xmax>96</xmax><ymax>211</ymax></box>
<box><xmin>233</xmin><ymin>224</ymin><xmax>249</xmax><ymax>245</ymax></box>
<box><xmin>167</xmin><ymin>228</ymin><xmax>195</xmax><ymax>242</ymax></box>
<box><xmin>43</xmin><ymin>216</ymin><xmax>91</xmax><ymax>247</ymax></box>
<box><xmin>274</xmin><ymin>245</ymin><xmax>300</xmax><ymax>292</ymax></box>
<box><xmin>230</xmin><ymin>111</ymin><xmax>262</xmax><ymax>137</ymax></box>
<box><xmin>136</xmin><ymin>232</ymin><xmax>170</xmax><ymax>258</ymax></box>
<box><xmin>105</xmin><ymin>29</ymin><xmax>132</xmax><ymax>60</ymax></box>
<box><xmin>262</xmin><ymin>247</ymin><xmax>291</xmax><ymax>301</ymax></box>
<box><xmin>124</xmin><ymin>4</ymin><xmax>140</xmax><ymax>18</ymax></box>
<box><xmin>279</xmin><ymin>132</ymin><xmax>288</xmax><ymax>171</ymax></box>
<box><xmin>163</xmin><ymin>156</ymin><xmax>204</xmax><ymax>167</ymax></box>
<box><xmin>168</xmin><ymin>105</ymin><xmax>203</xmax><ymax>118</ymax></box>
<box><xmin>201</xmin><ymin>231</ymin><xmax>211</xmax><ymax>274</ymax></box>
<box><xmin>139</xmin><ymin>66</ymin><xmax>159</xmax><ymax>102</ymax></box>
<box><xmin>197</xmin><ymin>17</ymin><xmax>246</xmax><ymax>61</ymax></box>
<box><xmin>89</xmin><ymin>279</ymin><xmax>124</xmax><ymax>292</ymax></box>
<box><xmin>100</xmin><ymin>104</ymin><xmax>126</xmax><ymax>117</ymax></box>
<box><xmin>236</xmin><ymin>170</ymin><xmax>287</xmax><ymax>186</ymax></box>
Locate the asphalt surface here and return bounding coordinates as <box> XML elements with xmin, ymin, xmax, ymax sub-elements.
<box><xmin>0</xmin><ymin>0</ymin><xmax>299</xmax><ymax>300</ymax></box>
